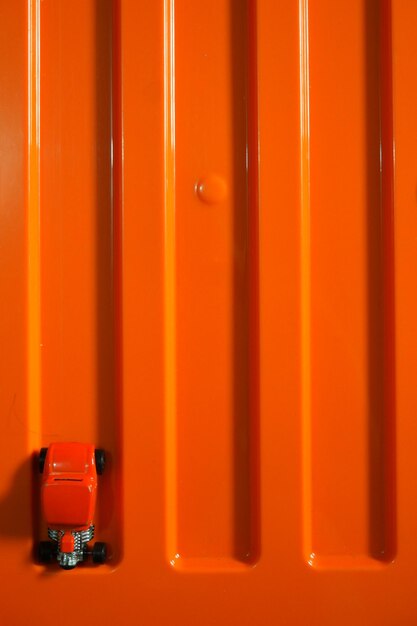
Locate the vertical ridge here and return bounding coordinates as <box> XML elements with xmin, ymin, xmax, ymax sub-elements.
<box><xmin>27</xmin><ymin>0</ymin><xmax>41</xmax><ymax>452</ymax></box>
<box><xmin>112</xmin><ymin>0</ymin><xmax>124</xmax><ymax>564</ymax></box>
<box><xmin>164</xmin><ymin>0</ymin><xmax>177</xmax><ymax>564</ymax></box>
<box><xmin>247</xmin><ymin>0</ymin><xmax>261</xmax><ymax>565</ymax></box>
<box><xmin>299</xmin><ymin>0</ymin><xmax>312</xmax><ymax>564</ymax></box>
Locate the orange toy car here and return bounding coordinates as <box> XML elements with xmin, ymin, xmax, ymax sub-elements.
<box><xmin>38</xmin><ymin>442</ymin><xmax>106</xmax><ymax>569</ymax></box>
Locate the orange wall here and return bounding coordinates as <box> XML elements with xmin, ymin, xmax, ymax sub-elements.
<box><xmin>0</xmin><ymin>1</ymin><xmax>416</xmax><ymax>624</ymax></box>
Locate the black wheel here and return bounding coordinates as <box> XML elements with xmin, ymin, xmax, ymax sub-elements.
<box><xmin>39</xmin><ymin>447</ymin><xmax>48</xmax><ymax>473</ymax></box>
<box><xmin>94</xmin><ymin>449</ymin><xmax>105</xmax><ymax>475</ymax></box>
<box><xmin>38</xmin><ymin>541</ymin><xmax>55</xmax><ymax>563</ymax></box>
<box><xmin>92</xmin><ymin>542</ymin><xmax>107</xmax><ymax>564</ymax></box>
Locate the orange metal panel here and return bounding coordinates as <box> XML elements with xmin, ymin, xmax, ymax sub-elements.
<box><xmin>306</xmin><ymin>0</ymin><xmax>395</xmax><ymax>566</ymax></box>
<box><xmin>1</xmin><ymin>0</ymin><xmax>417</xmax><ymax>624</ymax></box>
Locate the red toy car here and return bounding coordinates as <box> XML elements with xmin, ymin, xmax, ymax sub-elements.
<box><xmin>38</xmin><ymin>442</ymin><xmax>107</xmax><ymax>569</ymax></box>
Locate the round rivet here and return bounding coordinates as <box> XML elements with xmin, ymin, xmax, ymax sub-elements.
<box><xmin>196</xmin><ymin>174</ymin><xmax>227</xmax><ymax>204</ymax></box>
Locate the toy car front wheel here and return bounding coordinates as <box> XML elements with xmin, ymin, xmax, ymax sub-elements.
<box><xmin>92</xmin><ymin>542</ymin><xmax>107</xmax><ymax>564</ymax></box>
<box><xmin>38</xmin><ymin>541</ymin><xmax>56</xmax><ymax>563</ymax></box>
<box><xmin>94</xmin><ymin>449</ymin><xmax>105</xmax><ymax>475</ymax></box>
<box><xmin>39</xmin><ymin>447</ymin><xmax>48</xmax><ymax>473</ymax></box>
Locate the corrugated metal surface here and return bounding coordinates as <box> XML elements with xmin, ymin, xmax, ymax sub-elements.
<box><xmin>1</xmin><ymin>0</ymin><xmax>417</xmax><ymax>623</ymax></box>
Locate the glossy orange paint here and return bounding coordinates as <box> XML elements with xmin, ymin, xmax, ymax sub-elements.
<box><xmin>41</xmin><ymin>443</ymin><xmax>97</xmax><ymax>530</ymax></box>
<box><xmin>1</xmin><ymin>0</ymin><xmax>417</xmax><ymax>623</ymax></box>
<box><xmin>60</xmin><ymin>532</ymin><xmax>75</xmax><ymax>555</ymax></box>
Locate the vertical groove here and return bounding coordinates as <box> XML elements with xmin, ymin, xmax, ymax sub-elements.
<box><xmin>302</xmin><ymin>0</ymin><xmax>395</xmax><ymax>566</ymax></box>
<box><xmin>379</xmin><ymin>0</ymin><xmax>396</xmax><ymax>560</ymax></box>
<box><xmin>27</xmin><ymin>0</ymin><xmax>41</xmax><ymax>452</ymax></box>
<box><xmin>165</xmin><ymin>0</ymin><xmax>257</xmax><ymax>568</ymax></box>
<box><xmin>164</xmin><ymin>0</ymin><xmax>177</xmax><ymax>563</ymax></box>
<box><xmin>299</xmin><ymin>0</ymin><xmax>312</xmax><ymax>563</ymax></box>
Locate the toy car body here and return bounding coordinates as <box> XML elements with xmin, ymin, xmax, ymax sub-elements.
<box><xmin>39</xmin><ymin>442</ymin><xmax>106</xmax><ymax>569</ymax></box>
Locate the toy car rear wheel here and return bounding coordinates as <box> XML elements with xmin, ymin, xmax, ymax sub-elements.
<box><xmin>94</xmin><ymin>449</ymin><xmax>105</xmax><ymax>475</ymax></box>
<box><xmin>39</xmin><ymin>447</ymin><xmax>48</xmax><ymax>473</ymax></box>
<box><xmin>38</xmin><ymin>541</ymin><xmax>56</xmax><ymax>563</ymax></box>
<box><xmin>92</xmin><ymin>542</ymin><xmax>107</xmax><ymax>564</ymax></box>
